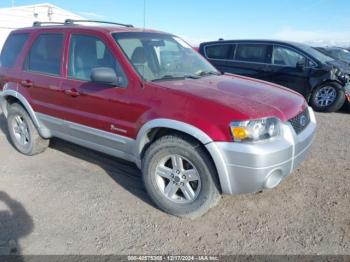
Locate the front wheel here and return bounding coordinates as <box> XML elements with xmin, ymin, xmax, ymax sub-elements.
<box><xmin>142</xmin><ymin>134</ymin><xmax>220</xmax><ymax>218</ymax></box>
<box><xmin>310</xmin><ymin>82</ymin><xmax>345</xmax><ymax>112</ymax></box>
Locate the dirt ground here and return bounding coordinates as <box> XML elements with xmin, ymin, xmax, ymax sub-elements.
<box><xmin>0</xmin><ymin>108</ymin><xmax>349</xmax><ymax>255</ymax></box>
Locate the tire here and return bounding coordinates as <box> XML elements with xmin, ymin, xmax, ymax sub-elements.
<box><xmin>310</xmin><ymin>82</ymin><xmax>345</xmax><ymax>112</ymax></box>
<box><xmin>7</xmin><ymin>103</ymin><xmax>49</xmax><ymax>155</ymax></box>
<box><xmin>142</xmin><ymin>134</ymin><xmax>221</xmax><ymax>219</ymax></box>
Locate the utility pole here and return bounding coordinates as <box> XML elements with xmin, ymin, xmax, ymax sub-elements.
<box><xmin>143</xmin><ymin>0</ymin><xmax>146</xmax><ymax>29</ymax></box>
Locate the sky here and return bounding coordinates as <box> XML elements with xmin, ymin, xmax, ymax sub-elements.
<box><xmin>1</xmin><ymin>0</ymin><xmax>350</xmax><ymax>46</ymax></box>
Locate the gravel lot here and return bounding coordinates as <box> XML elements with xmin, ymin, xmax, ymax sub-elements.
<box><xmin>0</xmin><ymin>107</ymin><xmax>349</xmax><ymax>255</ymax></box>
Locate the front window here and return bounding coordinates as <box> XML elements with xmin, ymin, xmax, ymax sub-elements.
<box><xmin>272</xmin><ymin>46</ymin><xmax>306</xmax><ymax>67</ymax></box>
<box><xmin>113</xmin><ymin>32</ymin><xmax>219</xmax><ymax>81</ymax></box>
<box><xmin>68</xmin><ymin>34</ymin><xmax>127</xmax><ymax>86</ymax></box>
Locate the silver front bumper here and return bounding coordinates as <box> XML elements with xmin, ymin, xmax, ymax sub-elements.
<box><xmin>206</xmin><ymin>107</ymin><xmax>317</xmax><ymax>195</ymax></box>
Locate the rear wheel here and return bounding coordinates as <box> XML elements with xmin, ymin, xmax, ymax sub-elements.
<box><xmin>7</xmin><ymin>103</ymin><xmax>49</xmax><ymax>155</ymax></box>
<box><xmin>142</xmin><ymin>134</ymin><xmax>220</xmax><ymax>218</ymax></box>
<box><xmin>310</xmin><ymin>82</ymin><xmax>345</xmax><ymax>112</ymax></box>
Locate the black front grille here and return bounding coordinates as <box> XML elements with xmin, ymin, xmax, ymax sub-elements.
<box><xmin>288</xmin><ymin>108</ymin><xmax>310</xmax><ymax>134</ymax></box>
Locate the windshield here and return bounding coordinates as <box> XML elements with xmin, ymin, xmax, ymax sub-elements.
<box><xmin>113</xmin><ymin>32</ymin><xmax>219</xmax><ymax>81</ymax></box>
<box><xmin>330</xmin><ymin>49</ymin><xmax>350</xmax><ymax>62</ymax></box>
<box><xmin>298</xmin><ymin>44</ymin><xmax>334</xmax><ymax>63</ymax></box>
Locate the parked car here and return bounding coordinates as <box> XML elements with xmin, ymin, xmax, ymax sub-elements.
<box><xmin>315</xmin><ymin>47</ymin><xmax>350</xmax><ymax>65</ymax></box>
<box><xmin>0</xmin><ymin>21</ymin><xmax>316</xmax><ymax>218</ymax></box>
<box><xmin>199</xmin><ymin>40</ymin><xmax>350</xmax><ymax>112</ymax></box>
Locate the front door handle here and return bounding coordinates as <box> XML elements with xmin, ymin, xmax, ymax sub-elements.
<box><xmin>20</xmin><ymin>80</ymin><xmax>33</xmax><ymax>88</ymax></box>
<box><xmin>64</xmin><ymin>88</ymin><xmax>80</xmax><ymax>97</ymax></box>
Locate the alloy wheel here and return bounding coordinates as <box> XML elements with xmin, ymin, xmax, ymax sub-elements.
<box><xmin>11</xmin><ymin>115</ymin><xmax>30</xmax><ymax>146</ymax></box>
<box><xmin>155</xmin><ymin>154</ymin><xmax>201</xmax><ymax>204</ymax></box>
<box><xmin>315</xmin><ymin>86</ymin><xmax>337</xmax><ymax>107</ymax></box>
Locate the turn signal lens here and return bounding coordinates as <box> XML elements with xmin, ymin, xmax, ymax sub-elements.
<box><xmin>231</xmin><ymin>127</ymin><xmax>249</xmax><ymax>141</ymax></box>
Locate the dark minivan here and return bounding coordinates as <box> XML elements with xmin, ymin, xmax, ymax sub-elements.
<box><xmin>199</xmin><ymin>40</ymin><xmax>350</xmax><ymax>112</ymax></box>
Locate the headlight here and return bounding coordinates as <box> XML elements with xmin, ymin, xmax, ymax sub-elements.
<box><xmin>230</xmin><ymin>117</ymin><xmax>281</xmax><ymax>142</ymax></box>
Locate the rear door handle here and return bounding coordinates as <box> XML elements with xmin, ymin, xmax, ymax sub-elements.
<box><xmin>20</xmin><ymin>80</ymin><xmax>33</xmax><ymax>88</ymax></box>
<box><xmin>64</xmin><ymin>88</ymin><xmax>80</xmax><ymax>97</ymax></box>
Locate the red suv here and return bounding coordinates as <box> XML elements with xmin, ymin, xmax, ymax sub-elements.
<box><xmin>0</xmin><ymin>20</ymin><xmax>316</xmax><ymax>218</ymax></box>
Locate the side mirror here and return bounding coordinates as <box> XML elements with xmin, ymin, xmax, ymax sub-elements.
<box><xmin>296</xmin><ymin>60</ymin><xmax>306</xmax><ymax>71</ymax></box>
<box><xmin>91</xmin><ymin>67</ymin><xmax>119</xmax><ymax>86</ymax></box>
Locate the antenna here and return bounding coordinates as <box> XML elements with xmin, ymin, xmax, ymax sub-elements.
<box><xmin>141</xmin><ymin>0</ymin><xmax>146</xmax><ymax>89</ymax></box>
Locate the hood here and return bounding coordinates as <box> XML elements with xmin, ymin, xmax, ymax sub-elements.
<box><xmin>152</xmin><ymin>74</ymin><xmax>307</xmax><ymax>122</ymax></box>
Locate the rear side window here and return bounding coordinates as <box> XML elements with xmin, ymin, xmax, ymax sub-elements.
<box><xmin>68</xmin><ymin>34</ymin><xmax>127</xmax><ymax>86</ymax></box>
<box><xmin>25</xmin><ymin>34</ymin><xmax>64</xmax><ymax>75</ymax></box>
<box><xmin>0</xmin><ymin>33</ymin><xmax>29</xmax><ymax>68</ymax></box>
<box><xmin>205</xmin><ymin>44</ymin><xmax>233</xmax><ymax>60</ymax></box>
<box><xmin>235</xmin><ymin>44</ymin><xmax>269</xmax><ymax>63</ymax></box>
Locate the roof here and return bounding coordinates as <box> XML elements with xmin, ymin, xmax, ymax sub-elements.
<box><xmin>199</xmin><ymin>39</ymin><xmax>309</xmax><ymax>48</ymax></box>
<box><xmin>12</xmin><ymin>24</ymin><xmax>166</xmax><ymax>35</ymax></box>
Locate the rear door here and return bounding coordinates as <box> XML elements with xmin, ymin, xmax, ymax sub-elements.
<box><xmin>225</xmin><ymin>43</ymin><xmax>272</xmax><ymax>81</ymax></box>
<box><xmin>201</xmin><ymin>43</ymin><xmax>234</xmax><ymax>73</ymax></box>
<box><xmin>268</xmin><ymin>45</ymin><xmax>311</xmax><ymax>96</ymax></box>
<box><xmin>20</xmin><ymin>31</ymin><xmax>67</xmax><ymax>119</ymax></box>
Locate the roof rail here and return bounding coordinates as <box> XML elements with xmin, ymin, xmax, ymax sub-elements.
<box><xmin>64</xmin><ymin>19</ymin><xmax>134</xmax><ymax>28</ymax></box>
<box><xmin>33</xmin><ymin>21</ymin><xmax>66</xmax><ymax>27</ymax></box>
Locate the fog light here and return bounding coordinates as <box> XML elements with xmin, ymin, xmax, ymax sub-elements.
<box><xmin>265</xmin><ymin>170</ymin><xmax>283</xmax><ymax>189</ymax></box>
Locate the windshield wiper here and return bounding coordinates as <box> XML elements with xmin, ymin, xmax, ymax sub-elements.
<box><xmin>151</xmin><ymin>74</ymin><xmax>200</xmax><ymax>82</ymax></box>
<box><xmin>196</xmin><ymin>71</ymin><xmax>221</xmax><ymax>77</ymax></box>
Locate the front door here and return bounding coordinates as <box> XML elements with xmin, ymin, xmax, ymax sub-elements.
<box><xmin>60</xmin><ymin>33</ymin><xmax>136</xmax><ymax>156</ymax></box>
<box><xmin>268</xmin><ymin>45</ymin><xmax>311</xmax><ymax>97</ymax></box>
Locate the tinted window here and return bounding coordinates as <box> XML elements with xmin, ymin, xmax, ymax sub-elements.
<box><xmin>25</xmin><ymin>34</ymin><xmax>63</xmax><ymax>75</ymax></box>
<box><xmin>235</xmin><ymin>44</ymin><xmax>269</xmax><ymax>63</ymax></box>
<box><xmin>205</xmin><ymin>44</ymin><xmax>233</xmax><ymax>60</ymax></box>
<box><xmin>0</xmin><ymin>33</ymin><xmax>29</xmax><ymax>68</ymax></box>
<box><xmin>69</xmin><ymin>34</ymin><xmax>127</xmax><ymax>86</ymax></box>
<box><xmin>273</xmin><ymin>46</ymin><xmax>306</xmax><ymax>67</ymax></box>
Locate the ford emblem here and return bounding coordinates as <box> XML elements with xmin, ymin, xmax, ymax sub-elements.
<box><xmin>300</xmin><ymin>115</ymin><xmax>307</xmax><ymax>127</ymax></box>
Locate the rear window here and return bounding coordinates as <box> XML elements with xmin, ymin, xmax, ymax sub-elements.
<box><xmin>235</xmin><ymin>44</ymin><xmax>269</xmax><ymax>63</ymax></box>
<box><xmin>0</xmin><ymin>33</ymin><xmax>29</xmax><ymax>68</ymax></box>
<box><xmin>205</xmin><ymin>44</ymin><xmax>233</xmax><ymax>60</ymax></box>
<box><xmin>24</xmin><ymin>33</ymin><xmax>64</xmax><ymax>75</ymax></box>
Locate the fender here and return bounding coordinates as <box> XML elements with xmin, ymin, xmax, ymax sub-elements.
<box><xmin>134</xmin><ymin>118</ymin><xmax>228</xmax><ymax>193</ymax></box>
<box><xmin>0</xmin><ymin>89</ymin><xmax>51</xmax><ymax>138</ymax></box>
<box><xmin>135</xmin><ymin>118</ymin><xmax>213</xmax><ymax>157</ymax></box>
